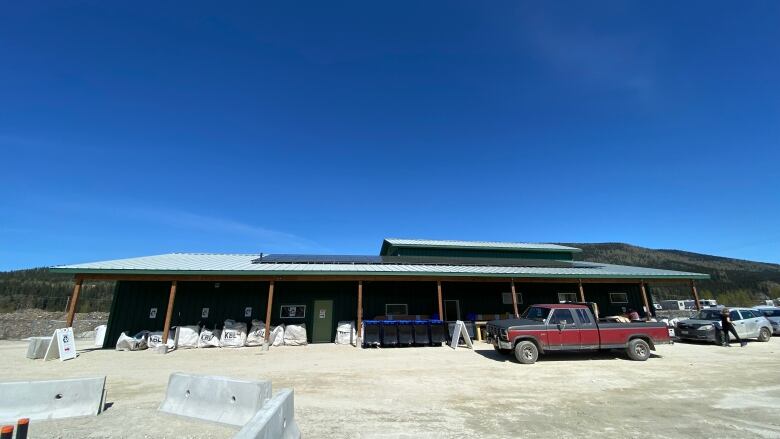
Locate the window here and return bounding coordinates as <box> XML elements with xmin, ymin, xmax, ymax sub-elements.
<box><xmin>576</xmin><ymin>309</ymin><xmax>592</xmax><ymax>324</ymax></box>
<box><xmin>759</xmin><ymin>309</ymin><xmax>780</xmax><ymax>317</ymax></box>
<box><xmin>522</xmin><ymin>306</ymin><xmax>550</xmax><ymax>322</ymax></box>
<box><xmin>558</xmin><ymin>292</ymin><xmax>578</xmax><ymax>303</ymax></box>
<box><xmin>729</xmin><ymin>310</ymin><xmax>741</xmax><ymax>321</ymax></box>
<box><xmin>386</xmin><ymin>304</ymin><xmax>408</xmax><ymax>316</ymax></box>
<box><xmin>280</xmin><ymin>305</ymin><xmax>306</xmax><ymax>318</ymax></box>
<box><xmin>739</xmin><ymin>310</ymin><xmax>757</xmax><ymax>319</ymax></box>
<box><xmin>609</xmin><ymin>293</ymin><xmax>629</xmax><ymax>304</ymax></box>
<box><xmin>502</xmin><ymin>292</ymin><xmax>523</xmax><ymax>305</ymax></box>
<box><xmin>548</xmin><ymin>309</ymin><xmax>575</xmax><ymax>325</ymax></box>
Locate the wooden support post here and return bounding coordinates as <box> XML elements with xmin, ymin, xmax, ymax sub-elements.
<box><xmin>264</xmin><ymin>281</ymin><xmax>275</xmax><ymax>341</ymax></box>
<box><xmin>510</xmin><ymin>280</ymin><xmax>519</xmax><ymax>318</ymax></box>
<box><xmin>357</xmin><ymin>281</ymin><xmax>363</xmax><ymax>338</ymax></box>
<box><xmin>437</xmin><ymin>281</ymin><xmax>444</xmax><ymax>320</ymax></box>
<box><xmin>65</xmin><ymin>277</ymin><xmax>83</xmax><ymax>328</ymax></box>
<box><xmin>578</xmin><ymin>280</ymin><xmax>585</xmax><ymax>302</ymax></box>
<box><xmin>162</xmin><ymin>280</ymin><xmax>177</xmax><ymax>343</ymax></box>
<box><xmin>691</xmin><ymin>280</ymin><xmax>701</xmax><ymax>310</ymax></box>
<box><xmin>639</xmin><ymin>281</ymin><xmax>651</xmax><ymax>321</ymax></box>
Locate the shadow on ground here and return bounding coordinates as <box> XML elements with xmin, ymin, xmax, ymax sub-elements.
<box><xmin>475</xmin><ymin>348</ymin><xmax>662</xmax><ymax>363</ymax></box>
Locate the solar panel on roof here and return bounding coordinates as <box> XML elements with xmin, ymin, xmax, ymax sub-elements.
<box><xmin>252</xmin><ymin>254</ymin><xmax>594</xmax><ymax>269</ymax></box>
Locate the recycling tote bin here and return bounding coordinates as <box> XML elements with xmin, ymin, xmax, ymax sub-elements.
<box><xmin>397</xmin><ymin>320</ymin><xmax>414</xmax><ymax>346</ymax></box>
<box><xmin>413</xmin><ymin>320</ymin><xmax>430</xmax><ymax>345</ymax></box>
<box><xmin>362</xmin><ymin>320</ymin><xmax>381</xmax><ymax>348</ymax></box>
<box><xmin>429</xmin><ymin>320</ymin><xmax>446</xmax><ymax>346</ymax></box>
<box><xmin>381</xmin><ymin>321</ymin><xmax>398</xmax><ymax>347</ymax></box>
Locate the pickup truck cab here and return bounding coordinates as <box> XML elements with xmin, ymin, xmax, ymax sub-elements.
<box><xmin>485</xmin><ymin>303</ymin><xmax>672</xmax><ymax>364</ymax></box>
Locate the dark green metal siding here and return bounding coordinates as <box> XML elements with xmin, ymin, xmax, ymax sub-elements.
<box><xmin>103</xmin><ymin>279</ymin><xmax>655</xmax><ymax>348</ymax></box>
<box><xmin>271</xmin><ymin>281</ymin><xmax>357</xmax><ymax>343</ymax></box>
<box><xmin>386</xmin><ymin>247</ymin><xmax>574</xmax><ymax>260</ymax></box>
<box><xmin>104</xmin><ymin>281</ymin><xmax>171</xmax><ymax>348</ymax></box>
<box><xmin>171</xmin><ymin>281</ymin><xmax>269</xmax><ymax>330</ymax></box>
<box><xmin>362</xmin><ymin>281</ymin><xmax>438</xmax><ymax>318</ymax></box>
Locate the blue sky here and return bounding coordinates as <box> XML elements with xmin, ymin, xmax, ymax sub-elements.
<box><xmin>1</xmin><ymin>2</ymin><xmax>779</xmax><ymax>270</ymax></box>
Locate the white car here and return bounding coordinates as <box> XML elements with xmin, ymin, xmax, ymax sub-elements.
<box><xmin>753</xmin><ymin>306</ymin><xmax>780</xmax><ymax>335</ymax></box>
<box><xmin>676</xmin><ymin>307</ymin><xmax>773</xmax><ymax>344</ymax></box>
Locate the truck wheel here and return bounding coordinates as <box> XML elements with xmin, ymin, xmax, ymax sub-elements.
<box><xmin>626</xmin><ymin>339</ymin><xmax>651</xmax><ymax>361</ymax></box>
<box><xmin>757</xmin><ymin>327</ymin><xmax>771</xmax><ymax>342</ymax></box>
<box><xmin>514</xmin><ymin>341</ymin><xmax>538</xmax><ymax>364</ymax></box>
<box><xmin>494</xmin><ymin>345</ymin><xmax>511</xmax><ymax>355</ymax></box>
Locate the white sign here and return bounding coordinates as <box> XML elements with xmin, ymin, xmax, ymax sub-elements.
<box><xmin>319</xmin><ymin>309</ymin><xmax>326</xmax><ymax>319</ymax></box>
<box><xmin>202</xmin><ymin>308</ymin><xmax>210</xmax><ymax>318</ymax></box>
<box><xmin>449</xmin><ymin>320</ymin><xmax>473</xmax><ymax>350</ymax></box>
<box><xmin>149</xmin><ymin>307</ymin><xmax>158</xmax><ymax>319</ymax></box>
<box><xmin>44</xmin><ymin>327</ymin><xmax>77</xmax><ymax>362</ymax></box>
<box><xmin>244</xmin><ymin>307</ymin><xmax>252</xmax><ymax>317</ymax></box>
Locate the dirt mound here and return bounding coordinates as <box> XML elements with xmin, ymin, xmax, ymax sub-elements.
<box><xmin>0</xmin><ymin>309</ymin><xmax>108</xmax><ymax>340</ymax></box>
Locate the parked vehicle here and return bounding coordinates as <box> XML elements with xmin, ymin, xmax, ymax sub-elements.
<box><xmin>676</xmin><ymin>308</ymin><xmax>773</xmax><ymax>344</ymax></box>
<box><xmin>753</xmin><ymin>306</ymin><xmax>780</xmax><ymax>335</ymax></box>
<box><xmin>485</xmin><ymin>303</ymin><xmax>672</xmax><ymax>364</ymax></box>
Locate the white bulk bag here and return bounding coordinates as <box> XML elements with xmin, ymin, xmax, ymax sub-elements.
<box><xmin>245</xmin><ymin>320</ymin><xmax>266</xmax><ymax>346</ymax></box>
<box><xmin>283</xmin><ymin>324</ymin><xmax>307</xmax><ymax>346</ymax></box>
<box><xmin>270</xmin><ymin>325</ymin><xmax>285</xmax><ymax>346</ymax></box>
<box><xmin>116</xmin><ymin>331</ymin><xmax>149</xmax><ymax>351</ymax></box>
<box><xmin>198</xmin><ymin>328</ymin><xmax>222</xmax><ymax>348</ymax></box>
<box><xmin>148</xmin><ymin>330</ymin><xmax>176</xmax><ymax>350</ymax></box>
<box><xmin>177</xmin><ymin>325</ymin><xmax>201</xmax><ymax>349</ymax></box>
<box><xmin>220</xmin><ymin>319</ymin><xmax>248</xmax><ymax>348</ymax></box>
<box><xmin>335</xmin><ymin>321</ymin><xmax>356</xmax><ymax>345</ymax></box>
<box><xmin>94</xmin><ymin>325</ymin><xmax>107</xmax><ymax>347</ymax></box>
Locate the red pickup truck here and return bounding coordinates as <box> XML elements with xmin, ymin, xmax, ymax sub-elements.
<box><xmin>485</xmin><ymin>303</ymin><xmax>672</xmax><ymax>364</ymax></box>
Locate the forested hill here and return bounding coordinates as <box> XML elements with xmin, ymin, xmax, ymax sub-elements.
<box><xmin>565</xmin><ymin>243</ymin><xmax>780</xmax><ymax>305</ymax></box>
<box><xmin>0</xmin><ymin>268</ymin><xmax>114</xmax><ymax>313</ymax></box>
<box><xmin>1</xmin><ymin>244</ymin><xmax>779</xmax><ymax>311</ymax></box>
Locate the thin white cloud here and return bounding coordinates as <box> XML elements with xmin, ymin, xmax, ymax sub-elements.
<box><xmin>118</xmin><ymin>206</ymin><xmax>326</xmax><ymax>252</ymax></box>
<box><xmin>520</xmin><ymin>11</ymin><xmax>657</xmax><ymax>99</ymax></box>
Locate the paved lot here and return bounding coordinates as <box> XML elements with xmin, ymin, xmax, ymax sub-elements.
<box><xmin>1</xmin><ymin>337</ymin><xmax>780</xmax><ymax>438</ymax></box>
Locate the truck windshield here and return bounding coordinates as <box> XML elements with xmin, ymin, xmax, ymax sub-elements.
<box><xmin>522</xmin><ymin>306</ymin><xmax>551</xmax><ymax>322</ymax></box>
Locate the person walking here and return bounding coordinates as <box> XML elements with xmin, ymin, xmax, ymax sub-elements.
<box><xmin>720</xmin><ymin>308</ymin><xmax>747</xmax><ymax>347</ymax></box>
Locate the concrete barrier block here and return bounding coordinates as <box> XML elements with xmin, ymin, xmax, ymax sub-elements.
<box><xmin>25</xmin><ymin>337</ymin><xmax>52</xmax><ymax>360</ymax></box>
<box><xmin>234</xmin><ymin>389</ymin><xmax>300</xmax><ymax>439</ymax></box>
<box><xmin>159</xmin><ymin>373</ymin><xmax>272</xmax><ymax>427</ymax></box>
<box><xmin>0</xmin><ymin>376</ymin><xmax>106</xmax><ymax>423</ymax></box>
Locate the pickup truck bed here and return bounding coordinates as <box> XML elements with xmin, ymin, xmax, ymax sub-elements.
<box><xmin>485</xmin><ymin>303</ymin><xmax>672</xmax><ymax>364</ymax></box>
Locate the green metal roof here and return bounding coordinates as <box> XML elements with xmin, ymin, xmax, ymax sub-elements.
<box><xmin>380</xmin><ymin>238</ymin><xmax>582</xmax><ymax>255</ymax></box>
<box><xmin>50</xmin><ymin>252</ymin><xmax>709</xmax><ymax>280</ymax></box>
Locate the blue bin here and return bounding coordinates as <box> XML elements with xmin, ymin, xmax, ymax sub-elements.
<box><xmin>413</xmin><ymin>320</ymin><xmax>430</xmax><ymax>345</ymax></box>
<box><xmin>362</xmin><ymin>320</ymin><xmax>381</xmax><ymax>348</ymax></box>
<box><xmin>397</xmin><ymin>320</ymin><xmax>414</xmax><ymax>346</ymax></box>
<box><xmin>381</xmin><ymin>321</ymin><xmax>398</xmax><ymax>347</ymax></box>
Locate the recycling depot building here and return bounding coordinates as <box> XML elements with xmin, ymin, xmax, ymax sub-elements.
<box><xmin>51</xmin><ymin>238</ymin><xmax>710</xmax><ymax>348</ymax></box>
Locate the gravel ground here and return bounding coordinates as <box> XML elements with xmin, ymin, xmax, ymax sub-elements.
<box><xmin>0</xmin><ymin>310</ymin><xmax>108</xmax><ymax>340</ymax></box>
<box><xmin>1</xmin><ymin>338</ymin><xmax>779</xmax><ymax>438</ymax></box>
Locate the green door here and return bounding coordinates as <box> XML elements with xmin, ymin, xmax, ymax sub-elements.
<box><xmin>312</xmin><ymin>300</ymin><xmax>334</xmax><ymax>343</ymax></box>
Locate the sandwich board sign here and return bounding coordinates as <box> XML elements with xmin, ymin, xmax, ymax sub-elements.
<box><xmin>450</xmin><ymin>320</ymin><xmax>473</xmax><ymax>350</ymax></box>
<box><xmin>44</xmin><ymin>327</ymin><xmax>77</xmax><ymax>361</ymax></box>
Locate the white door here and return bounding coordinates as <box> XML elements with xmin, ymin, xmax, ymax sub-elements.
<box><xmin>730</xmin><ymin>310</ymin><xmax>749</xmax><ymax>338</ymax></box>
<box><xmin>739</xmin><ymin>310</ymin><xmax>760</xmax><ymax>337</ymax></box>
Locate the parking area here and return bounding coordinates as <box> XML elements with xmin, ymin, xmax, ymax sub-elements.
<box><xmin>2</xmin><ymin>338</ymin><xmax>780</xmax><ymax>438</ymax></box>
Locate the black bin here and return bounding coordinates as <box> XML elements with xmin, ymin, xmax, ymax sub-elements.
<box><xmin>362</xmin><ymin>320</ymin><xmax>381</xmax><ymax>348</ymax></box>
<box><xmin>397</xmin><ymin>320</ymin><xmax>414</xmax><ymax>346</ymax></box>
<box><xmin>413</xmin><ymin>320</ymin><xmax>430</xmax><ymax>345</ymax></box>
<box><xmin>429</xmin><ymin>320</ymin><xmax>446</xmax><ymax>345</ymax></box>
<box><xmin>381</xmin><ymin>321</ymin><xmax>398</xmax><ymax>347</ymax></box>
